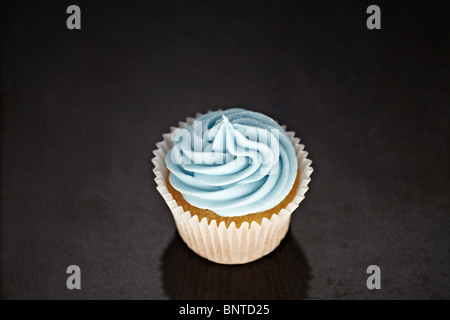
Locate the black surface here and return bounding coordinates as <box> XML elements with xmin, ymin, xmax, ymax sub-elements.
<box><xmin>1</xmin><ymin>1</ymin><xmax>449</xmax><ymax>299</ymax></box>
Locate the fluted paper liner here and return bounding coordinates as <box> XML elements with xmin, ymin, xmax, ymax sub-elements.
<box><xmin>152</xmin><ymin>111</ymin><xmax>313</xmax><ymax>264</ymax></box>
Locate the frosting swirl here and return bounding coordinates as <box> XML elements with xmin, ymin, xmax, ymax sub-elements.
<box><xmin>165</xmin><ymin>108</ymin><xmax>298</xmax><ymax>216</ymax></box>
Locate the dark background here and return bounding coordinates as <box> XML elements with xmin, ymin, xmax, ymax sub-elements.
<box><xmin>1</xmin><ymin>0</ymin><xmax>449</xmax><ymax>299</ymax></box>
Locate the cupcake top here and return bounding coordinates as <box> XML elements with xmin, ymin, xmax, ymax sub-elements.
<box><xmin>165</xmin><ymin>108</ymin><xmax>298</xmax><ymax>216</ymax></box>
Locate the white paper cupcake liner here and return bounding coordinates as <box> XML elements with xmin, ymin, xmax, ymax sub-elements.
<box><xmin>152</xmin><ymin>111</ymin><xmax>313</xmax><ymax>264</ymax></box>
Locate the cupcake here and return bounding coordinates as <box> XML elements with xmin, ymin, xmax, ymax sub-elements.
<box><xmin>152</xmin><ymin>108</ymin><xmax>312</xmax><ymax>264</ymax></box>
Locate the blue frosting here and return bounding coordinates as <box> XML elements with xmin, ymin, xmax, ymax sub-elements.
<box><xmin>165</xmin><ymin>108</ymin><xmax>298</xmax><ymax>216</ymax></box>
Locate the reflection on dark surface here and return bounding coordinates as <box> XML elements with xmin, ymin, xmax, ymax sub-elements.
<box><xmin>161</xmin><ymin>231</ymin><xmax>311</xmax><ymax>299</ymax></box>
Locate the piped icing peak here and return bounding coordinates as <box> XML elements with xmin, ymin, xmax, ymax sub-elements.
<box><xmin>165</xmin><ymin>108</ymin><xmax>298</xmax><ymax>216</ymax></box>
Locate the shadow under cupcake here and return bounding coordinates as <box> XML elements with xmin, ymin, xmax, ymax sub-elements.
<box><xmin>161</xmin><ymin>231</ymin><xmax>311</xmax><ymax>300</ymax></box>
